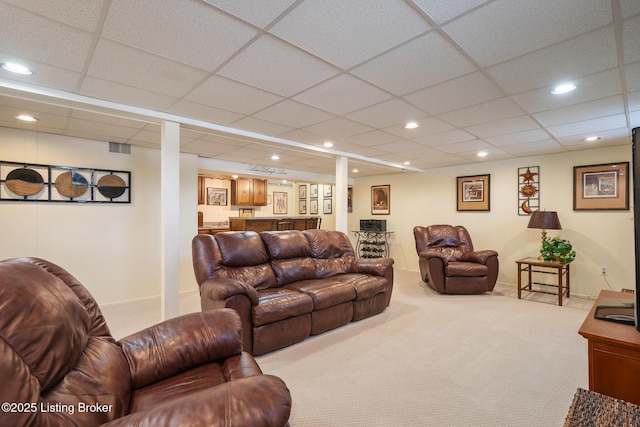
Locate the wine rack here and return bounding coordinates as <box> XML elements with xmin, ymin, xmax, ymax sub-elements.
<box><xmin>354</xmin><ymin>231</ymin><xmax>392</xmax><ymax>258</ymax></box>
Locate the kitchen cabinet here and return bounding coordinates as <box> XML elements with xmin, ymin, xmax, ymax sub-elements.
<box><xmin>230</xmin><ymin>178</ymin><xmax>267</xmax><ymax>206</ymax></box>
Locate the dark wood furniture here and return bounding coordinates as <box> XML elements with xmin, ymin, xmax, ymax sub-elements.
<box><xmin>516</xmin><ymin>257</ymin><xmax>570</xmax><ymax>306</ymax></box>
<box><xmin>229</xmin><ymin>216</ymin><xmax>319</xmax><ymax>232</ymax></box>
<box><xmin>230</xmin><ymin>178</ymin><xmax>267</xmax><ymax>206</ymax></box>
<box><xmin>578</xmin><ymin>290</ymin><xmax>640</xmax><ymax>405</ymax></box>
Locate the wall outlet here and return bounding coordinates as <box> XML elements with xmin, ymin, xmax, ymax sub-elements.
<box><xmin>601</xmin><ymin>266</ymin><xmax>608</xmax><ymax>276</ymax></box>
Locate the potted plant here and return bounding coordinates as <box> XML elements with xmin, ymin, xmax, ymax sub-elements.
<box><xmin>540</xmin><ymin>236</ymin><xmax>576</xmax><ymax>263</ymax></box>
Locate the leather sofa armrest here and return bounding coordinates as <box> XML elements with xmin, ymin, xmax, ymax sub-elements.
<box><xmin>418</xmin><ymin>249</ymin><xmax>448</xmax><ymax>263</ymax></box>
<box><xmin>356</xmin><ymin>257</ymin><xmax>394</xmax><ymax>277</ymax></box>
<box><xmin>461</xmin><ymin>249</ymin><xmax>498</xmax><ymax>264</ymax></box>
<box><xmin>200</xmin><ymin>277</ymin><xmax>259</xmax><ymax>305</ymax></box>
<box><xmin>119</xmin><ymin>309</ymin><xmax>244</xmax><ymax>389</ymax></box>
<box><xmin>101</xmin><ymin>375</ymin><xmax>291</xmax><ymax>427</ymax></box>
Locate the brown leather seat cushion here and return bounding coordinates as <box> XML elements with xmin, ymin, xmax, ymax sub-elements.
<box><xmin>253</xmin><ymin>288</ymin><xmax>313</xmax><ymax>326</ymax></box>
<box><xmin>336</xmin><ymin>273</ymin><xmax>388</xmax><ymax>300</ymax></box>
<box><xmin>446</xmin><ymin>261</ymin><xmax>488</xmax><ymax>277</ymax></box>
<box><xmin>284</xmin><ymin>279</ymin><xmax>356</xmax><ymax>310</ymax></box>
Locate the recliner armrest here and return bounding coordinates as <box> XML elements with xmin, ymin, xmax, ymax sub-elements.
<box><xmin>200</xmin><ymin>277</ymin><xmax>259</xmax><ymax>305</ymax></box>
<box><xmin>119</xmin><ymin>309</ymin><xmax>244</xmax><ymax>389</ymax></box>
<box><xmin>418</xmin><ymin>249</ymin><xmax>449</xmax><ymax>263</ymax></box>
<box><xmin>356</xmin><ymin>257</ymin><xmax>394</xmax><ymax>277</ymax></box>
<box><xmin>461</xmin><ymin>249</ymin><xmax>498</xmax><ymax>264</ymax></box>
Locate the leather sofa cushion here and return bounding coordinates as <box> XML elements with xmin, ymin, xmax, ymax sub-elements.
<box><xmin>253</xmin><ymin>288</ymin><xmax>313</xmax><ymax>326</ymax></box>
<box><xmin>336</xmin><ymin>273</ymin><xmax>388</xmax><ymax>300</ymax></box>
<box><xmin>427</xmin><ymin>225</ymin><xmax>461</xmax><ymax>247</ymax></box>
<box><xmin>446</xmin><ymin>261</ymin><xmax>488</xmax><ymax>277</ymax></box>
<box><xmin>285</xmin><ymin>279</ymin><xmax>356</xmax><ymax>310</ymax></box>
<box><xmin>270</xmin><ymin>257</ymin><xmax>316</xmax><ymax>286</ymax></box>
<box><xmin>261</xmin><ymin>230</ymin><xmax>311</xmax><ymax>259</ymax></box>
<box><xmin>216</xmin><ymin>232</ymin><xmax>269</xmax><ymax>267</ymax></box>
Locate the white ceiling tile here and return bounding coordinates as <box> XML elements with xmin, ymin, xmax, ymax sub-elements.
<box><xmin>557</xmin><ymin>127</ymin><xmax>631</xmax><ymax>147</ymax></box>
<box><xmin>382</xmin><ymin>117</ymin><xmax>455</xmax><ymax>139</ymax></box>
<box><xmin>344</xmin><ymin>130</ymin><xmax>401</xmax><ymax>146</ymax></box>
<box><xmin>229</xmin><ymin>116</ymin><xmax>294</xmax><ymax>136</ymax></box>
<box><xmin>254</xmin><ymin>100</ymin><xmax>334</xmax><ymax>128</ymax></box>
<box><xmin>501</xmin><ymin>139</ymin><xmax>565</xmax><ymax>156</ymax></box>
<box><xmin>437</xmin><ymin>138</ymin><xmax>494</xmax><ymax>154</ymax></box>
<box><xmin>80</xmin><ymin>76</ymin><xmax>176</xmax><ymax>112</ymax></box>
<box><xmin>346</xmin><ymin>99</ymin><xmax>426</xmax><ymax>128</ymax></box>
<box><xmin>486</xmin><ymin>129</ymin><xmax>551</xmax><ymax>146</ymax></box>
<box><xmin>438</xmin><ymin>97</ymin><xmax>524</xmax><ymax>127</ymax></box>
<box><xmin>204</xmin><ymin>0</ymin><xmax>298</xmax><ymax>28</ymax></box>
<box><xmin>87</xmin><ymin>40</ymin><xmax>208</xmax><ymax>97</ymax></box>
<box><xmin>547</xmin><ymin>114</ymin><xmax>628</xmax><ymax>138</ymax></box>
<box><xmin>627</xmin><ymin>62</ymin><xmax>640</xmax><ymax>92</ymax></box>
<box><xmin>623</xmin><ymin>15</ymin><xmax>640</xmax><ymax>65</ymax></box>
<box><xmin>269</xmin><ymin>0</ymin><xmax>429</xmax><ymax>69</ymax></box>
<box><xmin>293</xmin><ymin>74</ymin><xmax>392</xmax><ymax>115</ymax></box>
<box><xmin>404</xmin><ymin>72</ymin><xmax>503</xmax><ymax>115</ymax></box>
<box><xmin>102</xmin><ymin>0</ymin><xmax>258</xmax><ymax>71</ymax></box>
<box><xmin>66</xmin><ymin>116</ymin><xmax>140</xmax><ymax>141</ymax></box>
<box><xmin>218</xmin><ymin>35</ymin><xmax>340</xmax><ymax>97</ymax></box>
<box><xmin>0</xmin><ymin>3</ymin><xmax>93</xmax><ymax>71</ymax></box>
<box><xmin>487</xmin><ymin>27</ymin><xmax>617</xmax><ymax>95</ymax></box>
<box><xmin>352</xmin><ymin>32</ymin><xmax>475</xmax><ymax>95</ymax></box>
<box><xmin>2</xmin><ymin>0</ymin><xmax>104</xmax><ymax>32</ymax></box>
<box><xmin>168</xmin><ymin>100</ymin><xmax>244</xmax><ymax>125</ymax></box>
<box><xmin>443</xmin><ymin>0</ymin><xmax>612</xmax><ymax>67</ymax></box>
<box><xmin>372</xmin><ymin>139</ymin><xmax>426</xmax><ymax>153</ymax></box>
<box><xmin>414</xmin><ymin>129</ymin><xmax>476</xmax><ymax>146</ymax></box>
<box><xmin>411</xmin><ymin>0</ymin><xmax>491</xmax><ymax>24</ymax></box>
<box><xmin>629</xmin><ymin>90</ymin><xmax>640</xmax><ymax>112</ymax></box>
<box><xmin>533</xmin><ymin>96</ymin><xmax>625</xmax><ymax>128</ymax></box>
<box><xmin>186</xmin><ymin>75</ymin><xmax>283</xmax><ymax>115</ymax></box>
<box><xmin>621</xmin><ymin>0</ymin><xmax>640</xmax><ymax>18</ymax></box>
<box><xmin>0</xmin><ymin>59</ymin><xmax>81</xmax><ymax>92</ymax></box>
<box><xmin>466</xmin><ymin>115</ymin><xmax>539</xmax><ymax>138</ymax></box>
<box><xmin>304</xmin><ymin>118</ymin><xmax>373</xmax><ymax>140</ymax></box>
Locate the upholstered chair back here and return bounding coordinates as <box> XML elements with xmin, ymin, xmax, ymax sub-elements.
<box><xmin>260</xmin><ymin>230</ymin><xmax>316</xmax><ymax>286</ymax></box>
<box><xmin>302</xmin><ymin>229</ymin><xmax>357</xmax><ymax>278</ymax></box>
<box><xmin>414</xmin><ymin>225</ymin><xmax>475</xmax><ymax>262</ymax></box>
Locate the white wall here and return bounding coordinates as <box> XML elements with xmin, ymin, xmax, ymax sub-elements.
<box><xmin>349</xmin><ymin>144</ymin><xmax>634</xmax><ymax>298</ymax></box>
<box><xmin>0</xmin><ymin>127</ymin><xmax>198</xmax><ymax>306</ymax></box>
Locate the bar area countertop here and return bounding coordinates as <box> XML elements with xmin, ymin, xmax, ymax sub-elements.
<box><xmin>229</xmin><ymin>216</ymin><xmax>319</xmax><ymax>232</ymax></box>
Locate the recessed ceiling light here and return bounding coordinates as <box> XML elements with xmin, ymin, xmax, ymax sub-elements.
<box><xmin>403</xmin><ymin>161</ymin><xmax>411</xmax><ymax>165</ymax></box>
<box><xmin>232</xmin><ymin>175</ymin><xmax>238</xmax><ymax>179</ymax></box>
<box><xmin>15</xmin><ymin>114</ymin><xmax>38</xmax><ymax>122</ymax></box>
<box><xmin>323</xmin><ymin>141</ymin><xmax>334</xmax><ymax>148</ymax></box>
<box><xmin>584</xmin><ymin>136</ymin><xmax>601</xmax><ymax>142</ymax></box>
<box><xmin>1</xmin><ymin>62</ymin><xmax>33</xmax><ymax>75</ymax></box>
<box><xmin>352</xmin><ymin>169</ymin><xmax>359</xmax><ymax>173</ymax></box>
<box><xmin>477</xmin><ymin>151</ymin><xmax>488</xmax><ymax>157</ymax></box>
<box><xmin>550</xmin><ymin>83</ymin><xmax>576</xmax><ymax>95</ymax></box>
<box><xmin>404</xmin><ymin>122</ymin><xmax>419</xmax><ymax>129</ymax></box>
<box><xmin>271</xmin><ymin>154</ymin><xmax>280</xmax><ymax>160</ymax></box>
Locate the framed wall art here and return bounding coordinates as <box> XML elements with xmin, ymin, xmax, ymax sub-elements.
<box><xmin>299</xmin><ymin>199</ymin><xmax>307</xmax><ymax>214</ymax></box>
<box><xmin>273</xmin><ymin>191</ymin><xmax>288</xmax><ymax>214</ymax></box>
<box><xmin>310</xmin><ymin>184</ymin><xmax>318</xmax><ymax>199</ymax></box>
<box><xmin>518</xmin><ymin>166</ymin><xmax>539</xmax><ymax>215</ymax></box>
<box><xmin>323</xmin><ymin>198</ymin><xmax>332</xmax><ymax>214</ymax></box>
<box><xmin>206</xmin><ymin>187</ymin><xmax>227</xmax><ymax>206</ymax></box>
<box><xmin>573</xmin><ymin>162</ymin><xmax>629</xmax><ymax>210</ymax></box>
<box><xmin>457</xmin><ymin>174</ymin><xmax>490</xmax><ymax>211</ymax></box>
<box><xmin>310</xmin><ymin>198</ymin><xmax>318</xmax><ymax>215</ymax></box>
<box><xmin>371</xmin><ymin>184</ymin><xmax>390</xmax><ymax>215</ymax></box>
<box><xmin>323</xmin><ymin>184</ymin><xmax>332</xmax><ymax>197</ymax></box>
<box><xmin>299</xmin><ymin>184</ymin><xmax>307</xmax><ymax>199</ymax></box>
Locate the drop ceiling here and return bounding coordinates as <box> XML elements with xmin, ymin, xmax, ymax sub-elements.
<box><xmin>0</xmin><ymin>0</ymin><xmax>638</xmax><ymax>177</ymax></box>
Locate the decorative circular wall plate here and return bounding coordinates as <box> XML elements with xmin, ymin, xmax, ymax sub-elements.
<box><xmin>97</xmin><ymin>174</ymin><xmax>126</xmax><ymax>198</ymax></box>
<box><xmin>55</xmin><ymin>171</ymin><xmax>89</xmax><ymax>198</ymax></box>
<box><xmin>5</xmin><ymin>168</ymin><xmax>44</xmax><ymax>196</ymax></box>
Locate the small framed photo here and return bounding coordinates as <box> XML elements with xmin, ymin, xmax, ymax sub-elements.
<box><xmin>299</xmin><ymin>199</ymin><xmax>307</xmax><ymax>214</ymax></box>
<box><xmin>206</xmin><ymin>187</ymin><xmax>227</xmax><ymax>206</ymax></box>
<box><xmin>323</xmin><ymin>184</ymin><xmax>332</xmax><ymax>197</ymax></box>
<box><xmin>323</xmin><ymin>198</ymin><xmax>332</xmax><ymax>214</ymax></box>
<box><xmin>240</xmin><ymin>208</ymin><xmax>254</xmax><ymax>217</ymax></box>
<box><xmin>348</xmin><ymin>187</ymin><xmax>353</xmax><ymax>213</ymax></box>
<box><xmin>310</xmin><ymin>198</ymin><xmax>319</xmax><ymax>215</ymax></box>
<box><xmin>573</xmin><ymin>162</ymin><xmax>629</xmax><ymax>210</ymax></box>
<box><xmin>371</xmin><ymin>184</ymin><xmax>390</xmax><ymax>215</ymax></box>
<box><xmin>273</xmin><ymin>191</ymin><xmax>288</xmax><ymax>214</ymax></box>
<box><xmin>310</xmin><ymin>184</ymin><xmax>318</xmax><ymax>199</ymax></box>
<box><xmin>457</xmin><ymin>174</ymin><xmax>490</xmax><ymax>211</ymax></box>
<box><xmin>299</xmin><ymin>184</ymin><xmax>307</xmax><ymax>199</ymax></box>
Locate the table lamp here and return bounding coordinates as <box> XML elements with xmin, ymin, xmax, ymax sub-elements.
<box><xmin>527</xmin><ymin>210</ymin><xmax>562</xmax><ymax>244</ymax></box>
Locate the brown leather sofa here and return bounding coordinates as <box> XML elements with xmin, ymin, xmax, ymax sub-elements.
<box><xmin>0</xmin><ymin>257</ymin><xmax>291</xmax><ymax>427</ymax></box>
<box><xmin>413</xmin><ymin>224</ymin><xmax>499</xmax><ymax>294</ymax></box>
<box><xmin>192</xmin><ymin>229</ymin><xmax>394</xmax><ymax>355</ymax></box>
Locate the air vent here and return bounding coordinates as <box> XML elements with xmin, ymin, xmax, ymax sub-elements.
<box><xmin>109</xmin><ymin>142</ymin><xmax>131</xmax><ymax>155</ymax></box>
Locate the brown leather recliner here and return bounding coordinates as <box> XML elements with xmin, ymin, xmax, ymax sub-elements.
<box><xmin>0</xmin><ymin>257</ymin><xmax>291</xmax><ymax>427</ymax></box>
<box><xmin>413</xmin><ymin>225</ymin><xmax>499</xmax><ymax>294</ymax></box>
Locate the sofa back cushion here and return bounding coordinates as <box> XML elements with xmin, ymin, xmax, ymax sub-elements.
<box><xmin>421</xmin><ymin>225</ymin><xmax>474</xmax><ymax>261</ymax></box>
<box><xmin>303</xmin><ymin>230</ymin><xmax>357</xmax><ymax>278</ymax></box>
<box><xmin>193</xmin><ymin>232</ymin><xmax>277</xmax><ymax>290</ymax></box>
<box><xmin>260</xmin><ymin>230</ymin><xmax>316</xmax><ymax>286</ymax></box>
<box><xmin>0</xmin><ymin>258</ymin><xmax>130</xmax><ymax>426</ymax></box>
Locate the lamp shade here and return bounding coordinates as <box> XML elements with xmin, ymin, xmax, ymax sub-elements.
<box><xmin>527</xmin><ymin>210</ymin><xmax>562</xmax><ymax>230</ymax></box>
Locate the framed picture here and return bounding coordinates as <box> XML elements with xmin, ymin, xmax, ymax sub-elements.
<box><xmin>310</xmin><ymin>184</ymin><xmax>318</xmax><ymax>199</ymax></box>
<box><xmin>273</xmin><ymin>191</ymin><xmax>288</xmax><ymax>214</ymax></box>
<box><xmin>310</xmin><ymin>198</ymin><xmax>319</xmax><ymax>214</ymax></box>
<box><xmin>323</xmin><ymin>184</ymin><xmax>332</xmax><ymax>197</ymax></box>
<box><xmin>239</xmin><ymin>208</ymin><xmax>254</xmax><ymax>217</ymax></box>
<box><xmin>347</xmin><ymin>187</ymin><xmax>353</xmax><ymax>213</ymax></box>
<box><xmin>206</xmin><ymin>187</ymin><xmax>227</xmax><ymax>206</ymax></box>
<box><xmin>457</xmin><ymin>174</ymin><xmax>490</xmax><ymax>211</ymax></box>
<box><xmin>299</xmin><ymin>184</ymin><xmax>307</xmax><ymax>199</ymax></box>
<box><xmin>371</xmin><ymin>185</ymin><xmax>390</xmax><ymax>215</ymax></box>
<box><xmin>299</xmin><ymin>199</ymin><xmax>307</xmax><ymax>214</ymax></box>
<box><xmin>573</xmin><ymin>162</ymin><xmax>629</xmax><ymax>210</ymax></box>
<box><xmin>323</xmin><ymin>198</ymin><xmax>332</xmax><ymax>214</ymax></box>
<box><xmin>517</xmin><ymin>166</ymin><xmax>539</xmax><ymax>216</ymax></box>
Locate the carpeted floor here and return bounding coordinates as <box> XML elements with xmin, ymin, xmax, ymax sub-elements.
<box><xmin>256</xmin><ymin>269</ymin><xmax>591</xmax><ymax>426</ymax></box>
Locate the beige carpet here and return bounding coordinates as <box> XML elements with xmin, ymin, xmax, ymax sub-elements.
<box><xmin>256</xmin><ymin>269</ymin><xmax>591</xmax><ymax>427</ymax></box>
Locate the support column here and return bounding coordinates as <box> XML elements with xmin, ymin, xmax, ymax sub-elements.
<box><xmin>160</xmin><ymin>120</ymin><xmax>180</xmax><ymax>320</ymax></box>
<box><xmin>335</xmin><ymin>156</ymin><xmax>348</xmax><ymax>233</ymax></box>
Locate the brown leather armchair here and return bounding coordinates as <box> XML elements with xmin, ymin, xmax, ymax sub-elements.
<box><xmin>413</xmin><ymin>225</ymin><xmax>499</xmax><ymax>294</ymax></box>
<box><xmin>0</xmin><ymin>257</ymin><xmax>291</xmax><ymax>427</ymax></box>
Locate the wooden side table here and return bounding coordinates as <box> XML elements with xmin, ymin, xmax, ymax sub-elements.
<box><xmin>579</xmin><ymin>290</ymin><xmax>640</xmax><ymax>405</ymax></box>
<box><xmin>515</xmin><ymin>257</ymin><xmax>570</xmax><ymax>306</ymax></box>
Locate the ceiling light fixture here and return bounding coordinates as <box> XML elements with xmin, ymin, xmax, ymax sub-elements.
<box><xmin>1</xmin><ymin>62</ymin><xmax>33</xmax><ymax>75</ymax></box>
<box><xmin>352</xmin><ymin>169</ymin><xmax>359</xmax><ymax>173</ymax></box>
<box><xmin>403</xmin><ymin>161</ymin><xmax>411</xmax><ymax>165</ymax></box>
<box><xmin>15</xmin><ymin>114</ymin><xmax>38</xmax><ymax>122</ymax></box>
<box><xmin>584</xmin><ymin>136</ymin><xmax>601</xmax><ymax>142</ymax></box>
<box><xmin>271</xmin><ymin>154</ymin><xmax>280</xmax><ymax>160</ymax></box>
<box><xmin>550</xmin><ymin>83</ymin><xmax>576</xmax><ymax>95</ymax></box>
<box><xmin>477</xmin><ymin>151</ymin><xmax>488</xmax><ymax>157</ymax></box>
<box><xmin>323</xmin><ymin>141</ymin><xmax>334</xmax><ymax>148</ymax></box>
<box><xmin>404</xmin><ymin>122</ymin><xmax>419</xmax><ymax>129</ymax></box>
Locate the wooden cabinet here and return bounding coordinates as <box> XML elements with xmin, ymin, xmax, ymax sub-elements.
<box><xmin>230</xmin><ymin>178</ymin><xmax>267</xmax><ymax>206</ymax></box>
<box><xmin>579</xmin><ymin>290</ymin><xmax>640</xmax><ymax>405</ymax></box>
